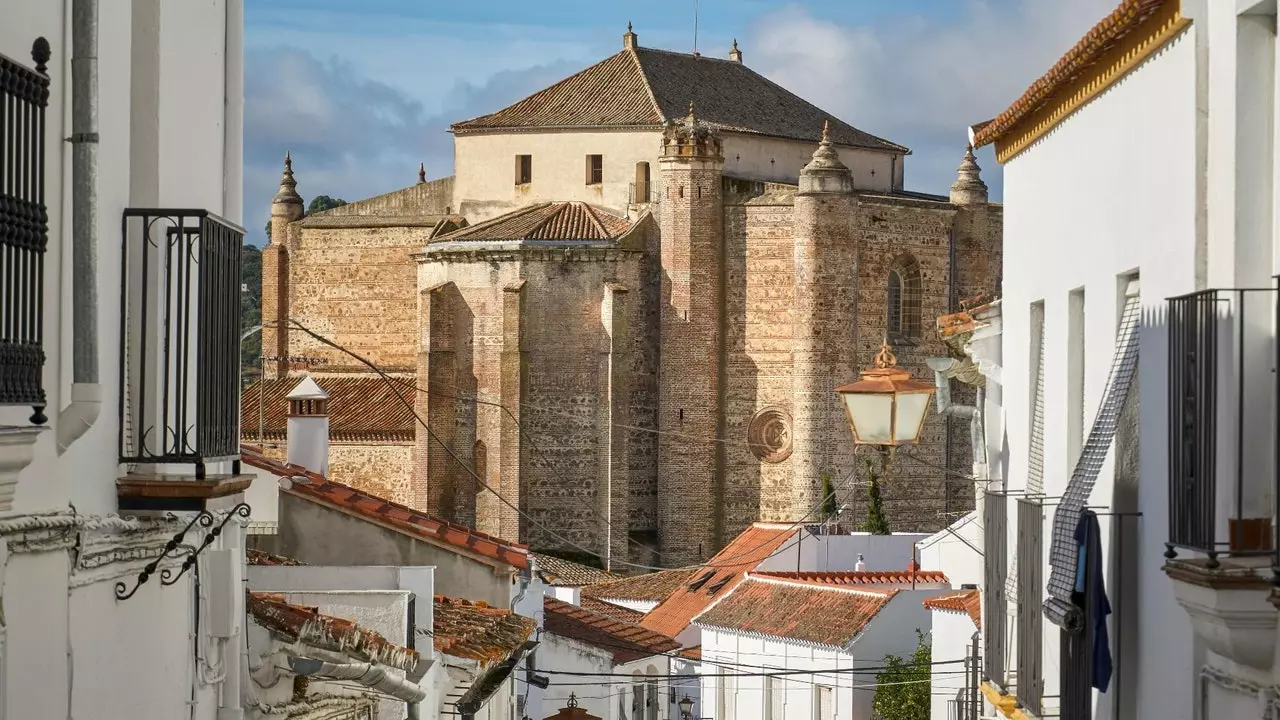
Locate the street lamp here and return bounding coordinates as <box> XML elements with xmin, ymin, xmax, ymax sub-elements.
<box><xmin>835</xmin><ymin>341</ymin><xmax>936</xmax><ymax>455</ymax></box>
<box><xmin>678</xmin><ymin>696</ymin><xmax>694</xmax><ymax>720</ymax></box>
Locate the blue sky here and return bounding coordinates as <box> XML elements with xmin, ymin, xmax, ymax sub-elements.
<box><xmin>244</xmin><ymin>0</ymin><xmax>1117</xmax><ymax>245</ymax></box>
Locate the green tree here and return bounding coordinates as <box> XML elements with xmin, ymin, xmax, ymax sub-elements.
<box><xmin>307</xmin><ymin>195</ymin><xmax>347</xmax><ymax>214</ymax></box>
<box><xmin>240</xmin><ymin>243</ymin><xmax>263</xmax><ymax>387</ymax></box>
<box><xmin>819</xmin><ymin>471</ymin><xmax>840</xmax><ymax>522</ymax></box>
<box><xmin>861</xmin><ymin>457</ymin><xmax>891</xmax><ymax>535</ymax></box>
<box><xmin>872</xmin><ymin>629</ymin><xmax>931</xmax><ymax>720</ymax></box>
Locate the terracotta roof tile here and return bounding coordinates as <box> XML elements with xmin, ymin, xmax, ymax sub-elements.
<box><xmin>240</xmin><ymin>376</ymin><xmax>416</xmax><ymax>442</ymax></box>
<box><xmin>282</xmin><ymin>477</ymin><xmax>530</xmax><ymax>570</ymax></box>
<box><xmin>544</xmin><ymin>597</ymin><xmax>680</xmax><ymax>664</ymax></box>
<box><xmin>533</xmin><ymin>553</ymin><xmax>621</xmax><ymax>587</ymax></box>
<box><xmin>452</xmin><ymin>46</ymin><xmax>906</xmax><ymax>152</ymax></box>
<box><xmin>247</xmin><ymin>592</ymin><xmax>421</xmax><ymax>672</ymax></box>
<box><xmin>640</xmin><ymin>523</ymin><xmax>798</xmax><ymax>638</ymax></box>
<box><xmin>679</xmin><ymin>646</ymin><xmax>702</xmax><ymax>662</ymax></box>
<box><xmin>246</xmin><ymin>548</ymin><xmax>308</xmax><ymax>566</ymax></box>
<box><xmin>433</xmin><ymin>595</ymin><xmax>537</xmax><ymax>668</ymax></box>
<box><xmin>579</xmin><ymin>597</ymin><xmax>646</xmax><ymax>625</ymax></box>
<box><xmin>752</xmin><ymin>568</ymin><xmax>949</xmax><ymax>586</ymax></box>
<box><xmin>433</xmin><ymin>202</ymin><xmax>631</xmax><ymax>243</ymax></box>
<box><xmin>581</xmin><ymin>568</ymin><xmax>698</xmax><ymax>603</ymax></box>
<box><xmin>923</xmin><ymin>589</ymin><xmax>982</xmax><ymax>629</ymax></box>
<box><xmin>972</xmin><ymin>0</ymin><xmax>1172</xmax><ymax>149</ymax></box>
<box><xmin>692</xmin><ymin>578</ymin><xmax>895</xmax><ymax>648</ymax></box>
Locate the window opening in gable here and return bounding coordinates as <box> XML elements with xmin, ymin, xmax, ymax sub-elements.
<box><xmin>586</xmin><ymin>154</ymin><xmax>603</xmax><ymax>185</ymax></box>
<box><xmin>688</xmin><ymin>571</ymin><xmax>715</xmax><ymax>591</ymax></box>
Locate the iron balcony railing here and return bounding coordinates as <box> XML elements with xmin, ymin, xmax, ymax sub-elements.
<box><xmin>119</xmin><ymin>210</ymin><xmax>243</xmax><ymax>477</ymax></box>
<box><xmin>629</xmin><ymin>181</ymin><xmax>651</xmax><ymax>204</ymax></box>
<box><xmin>982</xmin><ymin>490</ymin><xmax>1008</xmax><ymax>688</ymax></box>
<box><xmin>1015</xmin><ymin>498</ymin><xmax>1044</xmax><ymax>715</ymax></box>
<box><xmin>0</xmin><ymin>38</ymin><xmax>52</xmax><ymax>425</ymax></box>
<box><xmin>1165</xmin><ymin>287</ymin><xmax>1279</xmax><ymax>574</ymax></box>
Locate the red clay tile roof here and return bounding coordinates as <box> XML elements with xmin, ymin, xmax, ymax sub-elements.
<box><xmin>451</xmin><ymin>46</ymin><xmax>906</xmax><ymax>152</ymax></box>
<box><xmin>247</xmin><ymin>592</ymin><xmax>421</xmax><ymax>672</ymax></box>
<box><xmin>247</xmin><ymin>548</ymin><xmax>308</xmax><ymax>566</ymax></box>
<box><xmin>692</xmin><ymin>578</ymin><xmax>896</xmax><ymax>648</ymax></box>
<box><xmin>640</xmin><ymin>523</ymin><xmax>798</xmax><ymax>638</ymax></box>
<box><xmin>433</xmin><ymin>595</ymin><xmax>537</xmax><ymax>668</ymax></box>
<box><xmin>679</xmin><ymin>646</ymin><xmax>702</xmax><ymax>662</ymax></box>
<box><xmin>580</xmin><ymin>597</ymin><xmax>646</xmax><ymax>625</ymax></box>
<box><xmin>581</xmin><ymin>568</ymin><xmax>697</xmax><ymax>603</ymax></box>
<box><xmin>240</xmin><ymin>376</ymin><xmax>416</xmax><ymax>442</ymax></box>
<box><xmin>434</xmin><ymin>202</ymin><xmax>631</xmax><ymax>243</ymax></box>
<box><xmin>533</xmin><ymin>553</ymin><xmax>620</xmax><ymax>587</ymax></box>
<box><xmin>282</xmin><ymin>478</ymin><xmax>530</xmax><ymax>570</ymax></box>
<box><xmin>923</xmin><ymin>589</ymin><xmax>982</xmax><ymax>629</ymax></box>
<box><xmin>241</xmin><ymin>444</ymin><xmax>328</xmax><ymax>484</ymax></box>
<box><xmin>972</xmin><ymin>0</ymin><xmax>1173</xmax><ymax>149</ymax></box>
<box><xmin>544</xmin><ymin>597</ymin><xmax>680</xmax><ymax>664</ymax></box>
<box><xmin>752</xmin><ymin>569</ymin><xmax>949</xmax><ymax>586</ymax></box>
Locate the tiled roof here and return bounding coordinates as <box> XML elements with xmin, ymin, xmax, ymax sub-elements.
<box><xmin>580</xmin><ymin>597</ymin><xmax>646</xmax><ymax>625</ymax></box>
<box><xmin>923</xmin><ymin>589</ymin><xmax>982</xmax><ymax>629</ymax></box>
<box><xmin>533</xmin><ymin>553</ymin><xmax>621</xmax><ymax>587</ymax></box>
<box><xmin>433</xmin><ymin>595</ymin><xmax>537</xmax><ymax>668</ymax></box>
<box><xmin>640</xmin><ymin>523</ymin><xmax>798</xmax><ymax>638</ymax></box>
<box><xmin>679</xmin><ymin>646</ymin><xmax>702</xmax><ymax>662</ymax></box>
<box><xmin>433</xmin><ymin>202</ymin><xmax>631</xmax><ymax>243</ymax></box>
<box><xmin>752</xmin><ymin>568</ymin><xmax>949</xmax><ymax>586</ymax></box>
<box><xmin>451</xmin><ymin>46</ymin><xmax>906</xmax><ymax>152</ymax></box>
<box><xmin>972</xmin><ymin>0</ymin><xmax>1172</xmax><ymax>149</ymax></box>
<box><xmin>246</xmin><ymin>548</ymin><xmax>308</xmax><ymax>566</ymax></box>
<box><xmin>692</xmin><ymin>578</ymin><xmax>896</xmax><ymax>648</ymax></box>
<box><xmin>240</xmin><ymin>376</ymin><xmax>416</xmax><ymax>442</ymax></box>
<box><xmin>581</xmin><ymin>568</ymin><xmax>698</xmax><ymax>603</ymax></box>
<box><xmin>241</xmin><ymin>444</ymin><xmax>327</xmax><ymax>484</ymax></box>
<box><xmin>283</xmin><ymin>478</ymin><xmax>530</xmax><ymax>570</ymax></box>
<box><xmin>247</xmin><ymin>592</ymin><xmax>421</xmax><ymax>672</ymax></box>
<box><xmin>544</xmin><ymin>597</ymin><xmax>680</xmax><ymax>664</ymax></box>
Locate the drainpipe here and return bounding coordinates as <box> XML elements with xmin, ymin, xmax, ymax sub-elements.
<box><xmin>58</xmin><ymin>0</ymin><xmax>101</xmax><ymax>454</ymax></box>
<box><xmin>925</xmin><ymin>357</ymin><xmax>985</xmax><ymax>470</ymax></box>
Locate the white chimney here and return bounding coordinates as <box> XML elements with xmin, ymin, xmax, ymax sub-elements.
<box><xmin>286</xmin><ymin>375</ymin><xmax>330</xmax><ymax>476</ymax></box>
<box><xmin>855</xmin><ymin>554</ymin><xmax>867</xmax><ymax>572</ymax></box>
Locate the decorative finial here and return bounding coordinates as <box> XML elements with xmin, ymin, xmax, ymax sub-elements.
<box><xmin>873</xmin><ymin>340</ymin><xmax>898</xmax><ymax>369</ymax></box>
<box><xmin>687</xmin><ymin>101</ymin><xmax>696</xmax><ymax>122</ymax></box>
<box><xmin>417</xmin><ymin>162</ymin><xmax>426</xmax><ymax>184</ymax></box>
<box><xmin>31</xmin><ymin>37</ymin><xmax>51</xmax><ymax>74</ymax></box>
<box><xmin>732</xmin><ymin>38</ymin><xmax>739</xmax><ymax>50</ymax></box>
<box><xmin>628</xmin><ymin>21</ymin><xmax>633</xmax><ymax>33</ymax></box>
<box><xmin>821</xmin><ymin>119</ymin><xmax>830</xmax><ymax>144</ymax></box>
<box><xmin>273</xmin><ymin>151</ymin><xmax>303</xmax><ymax>206</ymax></box>
<box><xmin>285</xmin><ymin>151</ymin><xmax>293</xmax><ymax>171</ymax></box>
<box><xmin>567</xmin><ymin>693</ymin><xmax>579</xmax><ymax>709</ymax></box>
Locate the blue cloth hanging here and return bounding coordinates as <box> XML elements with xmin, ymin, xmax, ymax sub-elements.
<box><xmin>1073</xmin><ymin>510</ymin><xmax>1113</xmax><ymax>692</ymax></box>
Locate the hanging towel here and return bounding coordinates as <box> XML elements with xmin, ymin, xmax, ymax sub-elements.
<box><xmin>1073</xmin><ymin>510</ymin><xmax>1113</xmax><ymax>692</ymax></box>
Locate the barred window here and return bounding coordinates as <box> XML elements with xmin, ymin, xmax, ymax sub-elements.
<box><xmin>886</xmin><ymin>254</ymin><xmax>922</xmax><ymax>340</ymax></box>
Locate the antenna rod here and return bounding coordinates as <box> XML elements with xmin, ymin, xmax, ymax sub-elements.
<box><xmin>693</xmin><ymin>0</ymin><xmax>699</xmax><ymax>54</ymax></box>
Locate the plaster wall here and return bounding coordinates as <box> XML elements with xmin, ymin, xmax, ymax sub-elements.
<box><xmin>998</xmin><ymin>26</ymin><xmax>1197</xmax><ymax>720</ymax></box>
<box><xmin>928</xmin><ymin>610</ymin><xmax>979</xmax><ymax>720</ymax></box>
<box><xmin>916</xmin><ymin>513</ymin><xmax>982</xmax><ymax>587</ymax></box>
<box><xmin>756</xmin><ymin>530</ymin><xmax>932</xmax><ymax>573</ymax></box>
<box><xmin>720</xmin><ymin>134</ymin><xmax>897</xmax><ymax>192</ymax></box>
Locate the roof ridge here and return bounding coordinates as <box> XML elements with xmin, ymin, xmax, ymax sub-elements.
<box><xmin>447</xmin><ymin>202</ymin><xmax>550</xmax><ymax>239</ymax></box>
<box><xmin>625</xmin><ymin>46</ymin><xmax>667</xmax><ymax>123</ymax></box>
<box><xmin>527</xmin><ymin>202</ymin><xmax>565</xmax><ymax>238</ymax></box>
<box><xmin>743</xmin><ymin>573</ymin><xmax>896</xmax><ymax>597</ymax></box>
<box><xmin>580</xmin><ymin>203</ymin><xmax>610</xmax><ymax>238</ymax></box>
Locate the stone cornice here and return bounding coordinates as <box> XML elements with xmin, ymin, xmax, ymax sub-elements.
<box><xmin>416</xmin><ymin>244</ymin><xmax>642</xmax><ymax>263</ymax></box>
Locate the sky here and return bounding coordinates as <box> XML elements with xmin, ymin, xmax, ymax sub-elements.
<box><xmin>244</xmin><ymin>0</ymin><xmax>1118</xmax><ymax>245</ymax></box>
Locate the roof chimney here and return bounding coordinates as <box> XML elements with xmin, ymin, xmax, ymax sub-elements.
<box><xmin>623</xmin><ymin>22</ymin><xmax>637</xmax><ymax>50</ymax></box>
<box><xmin>286</xmin><ymin>375</ymin><xmax>330</xmax><ymax>476</ymax></box>
<box><xmin>854</xmin><ymin>553</ymin><xmax>866</xmax><ymax>572</ymax></box>
<box><xmin>729</xmin><ymin>38</ymin><xmax>742</xmax><ymax>63</ymax></box>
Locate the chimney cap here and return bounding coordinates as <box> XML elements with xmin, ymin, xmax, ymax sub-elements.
<box><xmin>287</xmin><ymin>375</ymin><xmax>329</xmax><ymax>401</ymax></box>
<box><xmin>960</xmin><ymin>583</ymin><xmax>978</xmax><ymax>590</ymax></box>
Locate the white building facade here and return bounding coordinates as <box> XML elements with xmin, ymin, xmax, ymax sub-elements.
<box><xmin>0</xmin><ymin>1</ymin><xmax>251</xmax><ymax>720</ymax></box>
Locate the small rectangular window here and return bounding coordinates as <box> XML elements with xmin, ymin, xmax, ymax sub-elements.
<box><xmin>586</xmin><ymin>154</ymin><xmax>603</xmax><ymax>185</ymax></box>
<box><xmin>515</xmin><ymin>155</ymin><xmax>532</xmax><ymax>185</ymax></box>
<box><xmin>815</xmin><ymin>685</ymin><xmax>834</xmax><ymax>720</ymax></box>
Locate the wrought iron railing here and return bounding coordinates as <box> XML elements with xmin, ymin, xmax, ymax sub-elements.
<box><xmin>629</xmin><ymin>181</ymin><xmax>651</xmax><ymax>204</ymax></box>
<box><xmin>1015</xmin><ymin>498</ymin><xmax>1043</xmax><ymax>715</ymax></box>
<box><xmin>982</xmin><ymin>490</ymin><xmax>1008</xmax><ymax>687</ymax></box>
<box><xmin>0</xmin><ymin>38</ymin><xmax>52</xmax><ymax>424</ymax></box>
<box><xmin>1165</xmin><ymin>287</ymin><xmax>1279</xmax><ymax>571</ymax></box>
<box><xmin>1060</xmin><ymin>511</ymin><xmax>1100</xmax><ymax>720</ymax></box>
<box><xmin>119</xmin><ymin>210</ymin><xmax>243</xmax><ymax>476</ymax></box>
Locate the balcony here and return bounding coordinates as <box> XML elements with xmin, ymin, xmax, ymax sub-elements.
<box><xmin>982</xmin><ymin>490</ymin><xmax>1009</xmax><ymax>690</ymax></box>
<box><xmin>629</xmin><ymin>181</ymin><xmax>651</xmax><ymax>205</ymax></box>
<box><xmin>118</xmin><ymin>210</ymin><xmax>245</xmax><ymax>498</ymax></box>
<box><xmin>1163</xmin><ymin>287</ymin><xmax>1279</xmax><ymax>674</ymax></box>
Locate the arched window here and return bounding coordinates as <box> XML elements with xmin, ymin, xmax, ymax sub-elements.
<box><xmin>886</xmin><ymin>253</ymin><xmax>922</xmax><ymax>340</ymax></box>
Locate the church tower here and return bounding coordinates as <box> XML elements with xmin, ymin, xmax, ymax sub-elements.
<box><xmin>657</xmin><ymin>105</ymin><xmax>725</xmax><ymax>565</ymax></box>
<box><xmin>789</xmin><ymin>122</ymin><xmax>858</xmax><ymax>521</ymax></box>
<box><xmin>262</xmin><ymin>153</ymin><xmax>303</xmax><ymax>379</ymax></box>
<box><xmin>949</xmin><ymin>145</ymin><xmax>998</xmax><ymax>298</ymax></box>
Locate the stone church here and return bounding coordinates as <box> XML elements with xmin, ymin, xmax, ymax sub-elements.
<box><xmin>246</xmin><ymin>26</ymin><xmax>1002</xmax><ymax>568</ymax></box>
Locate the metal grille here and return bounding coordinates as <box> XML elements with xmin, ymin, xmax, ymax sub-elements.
<box><xmin>0</xmin><ymin>39</ymin><xmax>51</xmax><ymax>424</ymax></box>
<box><xmin>1016</xmin><ymin>498</ymin><xmax>1044</xmax><ymax>715</ymax></box>
<box><xmin>119</xmin><ymin>210</ymin><xmax>243</xmax><ymax>476</ymax></box>
<box><xmin>1028</xmin><ymin>303</ymin><xmax>1046</xmax><ymax>494</ymax></box>
<box><xmin>887</xmin><ymin>254</ymin><xmax>923</xmax><ymax>339</ymax></box>
<box><xmin>1060</xmin><ymin>511</ymin><xmax>1101</xmax><ymax>720</ymax></box>
<box><xmin>983</xmin><ymin>490</ymin><xmax>1008</xmax><ymax>687</ymax></box>
<box><xmin>1045</xmin><ymin>290</ymin><xmax>1140</xmax><ymax>628</ymax></box>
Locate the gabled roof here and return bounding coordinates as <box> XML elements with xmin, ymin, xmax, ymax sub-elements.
<box><xmin>533</xmin><ymin>553</ymin><xmax>620</xmax><ymax>587</ymax></box>
<box><xmin>752</xmin><ymin>568</ymin><xmax>949</xmax><ymax>586</ymax></box>
<box><xmin>433</xmin><ymin>595</ymin><xmax>537</xmax><ymax>668</ymax></box>
<box><xmin>433</xmin><ymin>202</ymin><xmax>631</xmax><ymax>243</ymax></box>
<box><xmin>923</xmin><ymin>588</ymin><xmax>982</xmax><ymax>629</ymax></box>
<box><xmin>282</xmin><ymin>477</ymin><xmax>530</xmax><ymax>570</ymax></box>
<box><xmin>544</xmin><ymin>597</ymin><xmax>680</xmax><ymax>664</ymax></box>
<box><xmin>247</xmin><ymin>592</ymin><xmax>421</xmax><ymax>672</ymax></box>
<box><xmin>691</xmin><ymin>578</ymin><xmax>895</xmax><ymax>649</ymax></box>
<box><xmin>580</xmin><ymin>597</ymin><xmax>646</xmax><ymax>625</ymax></box>
<box><xmin>640</xmin><ymin>523</ymin><xmax>798</xmax><ymax>638</ymax></box>
<box><xmin>581</xmin><ymin>568</ymin><xmax>697</xmax><ymax>603</ymax></box>
<box><xmin>240</xmin><ymin>376</ymin><xmax>416</xmax><ymax>442</ymax></box>
<box><xmin>451</xmin><ymin>45</ymin><xmax>906</xmax><ymax>153</ymax></box>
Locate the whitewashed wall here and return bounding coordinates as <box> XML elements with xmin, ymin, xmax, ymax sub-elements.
<box><xmin>998</xmin><ymin>23</ymin><xmax>1197</xmax><ymax>720</ymax></box>
<box><xmin>756</xmin><ymin>531</ymin><xmax>930</xmax><ymax>573</ymax></box>
<box><xmin>927</xmin><ymin>610</ymin><xmax>978</xmax><ymax>720</ymax></box>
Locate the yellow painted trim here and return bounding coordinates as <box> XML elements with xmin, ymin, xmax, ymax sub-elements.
<box><xmin>994</xmin><ymin>0</ymin><xmax>1189</xmax><ymax>164</ymax></box>
<box><xmin>980</xmin><ymin>681</ymin><xmax>1019</xmax><ymax>719</ymax></box>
